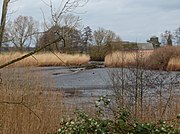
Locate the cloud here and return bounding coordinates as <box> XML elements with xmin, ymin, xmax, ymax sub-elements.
<box><xmin>128</xmin><ymin>0</ymin><xmax>180</xmax><ymax>11</ymax></box>
<box><xmin>4</xmin><ymin>0</ymin><xmax>180</xmax><ymax>42</ymax></box>
<box><xmin>80</xmin><ymin>0</ymin><xmax>180</xmax><ymax>41</ymax></box>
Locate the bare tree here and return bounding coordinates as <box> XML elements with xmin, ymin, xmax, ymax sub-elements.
<box><xmin>0</xmin><ymin>0</ymin><xmax>10</xmax><ymax>51</ymax></box>
<box><xmin>38</xmin><ymin>13</ymin><xmax>83</xmax><ymax>52</ymax></box>
<box><xmin>48</xmin><ymin>0</ymin><xmax>88</xmax><ymax>25</ymax></box>
<box><xmin>6</xmin><ymin>15</ymin><xmax>39</xmax><ymax>52</ymax></box>
<box><xmin>39</xmin><ymin>0</ymin><xmax>88</xmax><ymax>52</ymax></box>
<box><xmin>93</xmin><ymin>27</ymin><xmax>121</xmax><ymax>60</ymax></box>
<box><xmin>38</xmin><ymin>25</ymin><xmax>63</xmax><ymax>51</ymax></box>
<box><xmin>94</xmin><ymin>28</ymin><xmax>120</xmax><ymax>47</ymax></box>
<box><xmin>161</xmin><ymin>30</ymin><xmax>173</xmax><ymax>46</ymax></box>
<box><xmin>173</xmin><ymin>27</ymin><xmax>180</xmax><ymax>45</ymax></box>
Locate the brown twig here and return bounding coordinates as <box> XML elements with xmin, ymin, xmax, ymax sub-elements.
<box><xmin>0</xmin><ymin>98</ymin><xmax>41</xmax><ymax>123</ymax></box>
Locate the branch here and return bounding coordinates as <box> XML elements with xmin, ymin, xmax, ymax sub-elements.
<box><xmin>0</xmin><ymin>99</ymin><xmax>41</xmax><ymax>122</ymax></box>
<box><xmin>0</xmin><ymin>35</ymin><xmax>65</xmax><ymax>69</ymax></box>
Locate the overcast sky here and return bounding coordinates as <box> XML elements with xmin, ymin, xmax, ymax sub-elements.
<box><xmin>2</xmin><ymin>0</ymin><xmax>180</xmax><ymax>42</ymax></box>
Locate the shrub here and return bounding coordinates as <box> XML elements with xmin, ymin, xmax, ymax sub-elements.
<box><xmin>57</xmin><ymin>96</ymin><xmax>180</xmax><ymax>134</ymax></box>
<box><xmin>90</xmin><ymin>46</ymin><xmax>108</xmax><ymax>61</ymax></box>
<box><xmin>147</xmin><ymin>46</ymin><xmax>180</xmax><ymax>70</ymax></box>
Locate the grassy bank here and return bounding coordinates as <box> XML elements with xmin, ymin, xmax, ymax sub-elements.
<box><xmin>0</xmin><ymin>52</ymin><xmax>90</xmax><ymax>67</ymax></box>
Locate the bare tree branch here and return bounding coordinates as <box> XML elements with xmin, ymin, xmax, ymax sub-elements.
<box><xmin>0</xmin><ymin>99</ymin><xmax>41</xmax><ymax>123</ymax></box>
<box><xmin>0</xmin><ymin>35</ymin><xmax>65</xmax><ymax>69</ymax></box>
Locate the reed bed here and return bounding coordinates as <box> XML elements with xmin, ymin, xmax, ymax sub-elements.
<box><xmin>0</xmin><ymin>69</ymin><xmax>65</xmax><ymax>133</ymax></box>
<box><xmin>0</xmin><ymin>52</ymin><xmax>90</xmax><ymax>67</ymax></box>
<box><xmin>167</xmin><ymin>56</ymin><xmax>180</xmax><ymax>71</ymax></box>
<box><xmin>104</xmin><ymin>50</ymin><xmax>152</xmax><ymax>67</ymax></box>
<box><xmin>105</xmin><ymin>48</ymin><xmax>180</xmax><ymax>71</ymax></box>
<box><xmin>0</xmin><ymin>67</ymin><xmax>96</xmax><ymax>133</ymax></box>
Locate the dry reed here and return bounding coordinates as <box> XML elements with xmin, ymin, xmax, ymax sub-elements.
<box><xmin>104</xmin><ymin>50</ymin><xmax>152</xmax><ymax>67</ymax></box>
<box><xmin>0</xmin><ymin>68</ymin><xmax>64</xmax><ymax>133</ymax></box>
<box><xmin>105</xmin><ymin>49</ymin><xmax>180</xmax><ymax>71</ymax></box>
<box><xmin>0</xmin><ymin>52</ymin><xmax>90</xmax><ymax>67</ymax></box>
<box><xmin>167</xmin><ymin>56</ymin><xmax>180</xmax><ymax>71</ymax></box>
<box><xmin>0</xmin><ymin>67</ymin><xmax>96</xmax><ymax>133</ymax></box>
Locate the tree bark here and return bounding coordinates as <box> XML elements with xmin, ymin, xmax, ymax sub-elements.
<box><xmin>0</xmin><ymin>0</ymin><xmax>10</xmax><ymax>52</ymax></box>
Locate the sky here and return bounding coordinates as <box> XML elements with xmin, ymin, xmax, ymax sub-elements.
<box><xmin>1</xmin><ymin>0</ymin><xmax>180</xmax><ymax>42</ymax></box>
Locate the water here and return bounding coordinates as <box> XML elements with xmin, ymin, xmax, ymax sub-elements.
<box><xmin>1</xmin><ymin>66</ymin><xmax>180</xmax><ymax>105</ymax></box>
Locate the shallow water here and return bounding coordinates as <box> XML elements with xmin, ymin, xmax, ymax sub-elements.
<box><xmin>1</xmin><ymin>66</ymin><xmax>180</xmax><ymax>105</ymax></box>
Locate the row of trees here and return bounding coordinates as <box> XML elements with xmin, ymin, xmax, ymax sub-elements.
<box><xmin>1</xmin><ymin>14</ymin><xmax>121</xmax><ymax>54</ymax></box>
<box><xmin>0</xmin><ymin>0</ymin><xmax>121</xmax><ymax>55</ymax></box>
<box><xmin>1</xmin><ymin>0</ymin><xmax>180</xmax><ymax>54</ymax></box>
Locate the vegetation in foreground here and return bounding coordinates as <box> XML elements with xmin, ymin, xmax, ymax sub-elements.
<box><xmin>0</xmin><ymin>66</ymin><xmax>180</xmax><ymax>133</ymax></box>
<box><xmin>0</xmin><ymin>47</ymin><xmax>180</xmax><ymax>133</ymax></box>
<box><xmin>58</xmin><ymin>100</ymin><xmax>180</xmax><ymax>134</ymax></box>
<box><xmin>0</xmin><ymin>70</ymin><xmax>65</xmax><ymax>133</ymax></box>
<box><xmin>0</xmin><ymin>68</ymin><xmax>96</xmax><ymax>133</ymax></box>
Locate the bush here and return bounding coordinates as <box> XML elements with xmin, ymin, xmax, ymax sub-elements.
<box><xmin>147</xmin><ymin>46</ymin><xmax>180</xmax><ymax>70</ymax></box>
<box><xmin>57</xmin><ymin>96</ymin><xmax>180</xmax><ymax>134</ymax></box>
<box><xmin>89</xmin><ymin>46</ymin><xmax>108</xmax><ymax>61</ymax></box>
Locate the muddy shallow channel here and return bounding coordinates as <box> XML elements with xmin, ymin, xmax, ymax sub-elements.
<box><xmin>1</xmin><ymin>66</ymin><xmax>180</xmax><ymax>106</ymax></box>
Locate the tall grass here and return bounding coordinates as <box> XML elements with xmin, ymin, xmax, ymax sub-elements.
<box><xmin>0</xmin><ymin>68</ymin><xmax>64</xmax><ymax>133</ymax></box>
<box><xmin>0</xmin><ymin>52</ymin><xmax>90</xmax><ymax>67</ymax></box>
<box><xmin>147</xmin><ymin>46</ymin><xmax>180</xmax><ymax>70</ymax></box>
<box><xmin>167</xmin><ymin>56</ymin><xmax>180</xmax><ymax>71</ymax></box>
<box><xmin>104</xmin><ymin>50</ymin><xmax>152</xmax><ymax>67</ymax></box>
<box><xmin>0</xmin><ymin>67</ymin><xmax>96</xmax><ymax>133</ymax></box>
<box><xmin>105</xmin><ymin>46</ymin><xmax>180</xmax><ymax>71</ymax></box>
